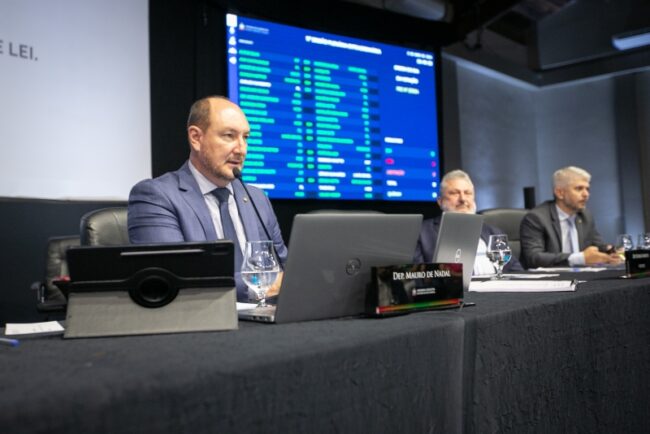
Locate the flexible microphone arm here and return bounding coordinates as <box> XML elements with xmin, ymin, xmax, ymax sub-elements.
<box><xmin>232</xmin><ymin>167</ymin><xmax>273</xmax><ymax>242</ymax></box>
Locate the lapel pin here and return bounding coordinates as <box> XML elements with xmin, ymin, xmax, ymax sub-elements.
<box><xmin>243</xmin><ymin>196</ymin><xmax>248</xmax><ymax>203</ymax></box>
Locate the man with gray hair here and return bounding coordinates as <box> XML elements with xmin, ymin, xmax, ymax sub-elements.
<box><xmin>519</xmin><ymin>166</ymin><xmax>619</xmax><ymax>268</ymax></box>
<box><xmin>414</xmin><ymin>169</ymin><xmax>523</xmax><ymax>274</ymax></box>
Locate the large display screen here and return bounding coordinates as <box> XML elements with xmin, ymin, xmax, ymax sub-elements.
<box><xmin>226</xmin><ymin>13</ymin><xmax>440</xmax><ymax>201</ymax></box>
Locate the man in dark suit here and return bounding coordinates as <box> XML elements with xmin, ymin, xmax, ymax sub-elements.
<box><xmin>414</xmin><ymin>170</ymin><xmax>523</xmax><ymax>274</ymax></box>
<box><xmin>128</xmin><ymin>96</ymin><xmax>288</xmax><ymax>301</ymax></box>
<box><xmin>519</xmin><ymin>166</ymin><xmax>619</xmax><ymax>269</ymax></box>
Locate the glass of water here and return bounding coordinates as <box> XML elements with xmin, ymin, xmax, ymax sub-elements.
<box><xmin>487</xmin><ymin>234</ymin><xmax>512</xmax><ymax>280</ymax></box>
<box><xmin>240</xmin><ymin>240</ymin><xmax>280</xmax><ymax>307</ymax></box>
<box><xmin>637</xmin><ymin>233</ymin><xmax>650</xmax><ymax>250</ymax></box>
<box><xmin>615</xmin><ymin>234</ymin><xmax>634</xmax><ymax>259</ymax></box>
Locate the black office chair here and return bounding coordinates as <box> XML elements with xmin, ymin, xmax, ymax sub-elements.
<box><xmin>30</xmin><ymin>235</ymin><xmax>80</xmax><ymax>314</ymax></box>
<box><xmin>478</xmin><ymin>208</ymin><xmax>528</xmax><ymax>261</ymax></box>
<box><xmin>80</xmin><ymin>206</ymin><xmax>129</xmax><ymax>246</ymax></box>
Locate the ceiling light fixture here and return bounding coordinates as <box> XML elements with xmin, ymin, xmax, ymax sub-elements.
<box><xmin>612</xmin><ymin>27</ymin><xmax>650</xmax><ymax>50</ymax></box>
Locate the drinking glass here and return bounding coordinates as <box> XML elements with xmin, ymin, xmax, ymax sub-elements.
<box><xmin>615</xmin><ymin>234</ymin><xmax>634</xmax><ymax>259</ymax></box>
<box><xmin>240</xmin><ymin>240</ymin><xmax>280</xmax><ymax>307</ymax></box>
<box><xmin>487</xmin><ymin>234</ymin><xmax>512</xmax><ymax>280</ymax></box>
<box><xmin>637</xmin><ymin>233</ymin><xmax>650</xmax><ymax>250</ymax></box>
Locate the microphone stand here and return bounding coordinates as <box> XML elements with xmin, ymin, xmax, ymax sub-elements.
<box><xmin>232</xmin><ymin>167</ymin><xmax>284</xmax><ymax>280</ymax></box>
<box><xmin>232</xmin><ymin>167</ymin><xmax>273</xmax><ymax>242</ymax></box>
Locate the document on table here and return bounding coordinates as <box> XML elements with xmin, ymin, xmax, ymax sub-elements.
<box><xmin>532</xmin><ymin>267</ymin><xmax>608</xmax><ymax>272</ymax></box>
<box><xmin>501</xmin><ymin>273</ymin><xmax>560</xmax><ymax>279</ymax></box>
<box><xmin>4</xmin><ymin>321</ymin><xmax>65</xmax><ymax>336</ymax></box>
<box><xmin>469</xmin><ymin>279</ymin><xmax>577</xmax><ymax>292</ymax></box>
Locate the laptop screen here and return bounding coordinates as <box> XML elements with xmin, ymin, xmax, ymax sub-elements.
<box><xmin>273</xmin><ymin>213</ymin><xmax>423</xmax><ymax>323</ymax></box>
<box><xmin>432</xmin><ymin>212</ymin><xmax>484</xmax><ymax>291</ymax></box>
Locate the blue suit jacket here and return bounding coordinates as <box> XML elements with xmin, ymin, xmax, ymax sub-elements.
<box><xmin>127</xmin><ymin>161</ymin><xmax>288</xmax><ymax>301</ymax></box>
<box><xmin>413</xmin><ymin>215</ymin><xmax>523</xmax><ymax>272</ymax></box>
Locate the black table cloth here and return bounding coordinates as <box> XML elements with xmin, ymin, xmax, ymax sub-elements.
<box><xmin>1</xmin><ymin>272</ymin><xmax>648</xmax><ymax>434</ymax></box>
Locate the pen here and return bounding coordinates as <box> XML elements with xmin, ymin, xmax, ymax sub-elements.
<box><xmin>0</xmin><ymin>337</ymin><xmax>20</xmax><ymax>347</ymax></box>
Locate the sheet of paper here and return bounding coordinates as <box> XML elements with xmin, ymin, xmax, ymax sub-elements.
<box><xmin>469</xmin><ymin>279</ymin><xmax>577</xmax><ymax>292</ymax></box>
<box><xmin>5</xmin><ymin>321</ymin><xmax>65</xmax><ymax>336</ymax></box>
<box><xmin>531</xmin><ymin>267</ymin><xmax>607</xmax><ymax>272</ymax></box>
<box><xmin>475</xmin><ymin>273</ymin><xmax>560</xmax><ymax>279</ymax></box>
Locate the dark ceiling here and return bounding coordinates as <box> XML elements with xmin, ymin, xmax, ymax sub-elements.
<box><xmin>481</xmin><ymin>0</ymin><xmax>577</xmax><ymax>46</ymax></box>
<box><xmin>342</xmin><ymin>0</ymin><xmax>650</xmax><ymax>85</ymax></box>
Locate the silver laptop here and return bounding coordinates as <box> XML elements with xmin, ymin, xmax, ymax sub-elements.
<box><xmin>239</xmin><ymin>213</ymin><xmax>423</xmax><ymax>323</ymax></box>
<box><xmin>432</xmin><ymin>212</ymin><xmax>484</xmax><ymax>291</ymax></box>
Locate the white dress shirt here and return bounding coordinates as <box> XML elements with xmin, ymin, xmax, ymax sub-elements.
<box><xmin>473</xmin><ymin>237</ymin><xmax>497</xmax><ymax>276</ymax></box>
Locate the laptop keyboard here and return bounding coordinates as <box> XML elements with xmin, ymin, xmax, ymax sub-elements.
<box><xmin>240</xmin><ymin>305</ymin><xmax>275</xmax><ymax>315</ymax></box>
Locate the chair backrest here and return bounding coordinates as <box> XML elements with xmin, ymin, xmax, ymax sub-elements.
<box><xmin>478</xmin><ymin>208</ymin><xmax>528</xmax><ymax>261</ymax></box>
<box><xmin>35</xmin><ymin>235</ymin><xmax>81</xmax><ymax>310</ymax></box>
<box><xmin>80</xmin><ymin>207</ymin><xmax>129</xmax><ymax>246</ymax></box>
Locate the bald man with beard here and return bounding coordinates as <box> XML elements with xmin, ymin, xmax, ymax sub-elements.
<box><xmin>128</xmin><ymin>96</ymin><xmax>288</xmax><ymax>301</ymax></box>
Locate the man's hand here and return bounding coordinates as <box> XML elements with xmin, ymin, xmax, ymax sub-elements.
<box><xmin>583</xmin><ymin>246</ymin><xmax>622</xmax><ymax>265</ymax></box>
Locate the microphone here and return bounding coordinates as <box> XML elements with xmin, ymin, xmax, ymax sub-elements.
<box><xmin>232</xmin><ymin>167</ymin><xmax>273</xmax><ymax>242</ymax></box>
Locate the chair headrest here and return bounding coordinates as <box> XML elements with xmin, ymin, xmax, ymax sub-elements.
<box><xmin>80</xmin><ymin>207</ymin><xmax>129</xmax><ymax>246</ymax></box>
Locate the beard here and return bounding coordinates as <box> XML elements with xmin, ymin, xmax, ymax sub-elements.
<box><xmin>441</xmin><ymin>201</ymin><xmax>476</xmax><ymax>214</ymax></box>
<box><xmin>569</xmin><ymin>200</ymin><xmax>586</xmax><ymax>212</ymax></box>
<box><xmin>196</xmin><ymin>151</ymin><xmax>235</xmax><ymax>182</ymax></box>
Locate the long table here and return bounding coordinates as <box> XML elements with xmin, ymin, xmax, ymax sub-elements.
<box><xmin>460</xmin><ymin>273</ymin><xmax>650</xmax><ymax>433</ymax></box>
<box><xmin>1</xmin><ymin>272</ymin><xmax>648</xmax><ymax>433</ymax></box>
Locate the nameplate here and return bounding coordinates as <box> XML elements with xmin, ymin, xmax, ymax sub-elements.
<box><xmin>370</xmin><ymin>263</ymin><xmax>463</xmax><ymax>316</ymax></box>
<box><xmin>625</xmin><ymin>249</ymin><xmax>650</xmax><ymax>277</ymax></box>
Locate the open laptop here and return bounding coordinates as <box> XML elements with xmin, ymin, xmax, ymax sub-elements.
<box><xmin>432</xmin><ymin>212</ymin><xmax>484</xmax><ymax>291</ymax></box>
<box><xmin>238</xmin><ymin>213</ymin><xmax>423</xmax><ymax>323</ymax></box>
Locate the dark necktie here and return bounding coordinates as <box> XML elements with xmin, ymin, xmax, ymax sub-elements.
<box><xmin>212</xmin><ymin>188</ymin><xmax>243</xmax><ymax>271</ymax></box>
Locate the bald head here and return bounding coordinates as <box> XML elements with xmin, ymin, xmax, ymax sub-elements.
<box><xmin>187</xmin><ymin>96</ymin><xmax>250</xmax><ymax>187</ymax></box>
<box><xmin>187</xmin><ymin>96</ymin><xmax>241</xmax><ymax>132</ymax></box>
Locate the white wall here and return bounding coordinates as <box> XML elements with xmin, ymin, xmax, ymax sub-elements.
<box><xmin>454</xmin><ymin>60</ymin><xmax>539</xmax><ymax>210</ymax></box>
<box><xmin>634</xmin><ymin>71</ymin><xmax>650</xmax><ymax>231</ymax></box>
<box><xmin>536</xmin><ymin>78</ymin><xmax>621</xmax><ymax>242</ymax></box>
<box><xmin>446</xmin><ymin>56</ymin><xmax>649</xmax><ymax>243</ymax></box>
<box><xmin>0</xmin><ymin>0</ymin><xmax>151</xmax><ymax>200</ymax></box>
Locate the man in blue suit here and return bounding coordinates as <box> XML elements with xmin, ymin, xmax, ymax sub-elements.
<box><xmin>414</xmin><ymin>170</ymin><xmax>523</xmax><ymax>274</ymax></box>
<box><xmin>128</xmin><ymin>96</ymin><xmax>288</xmax><ymax>301</ymax></box>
